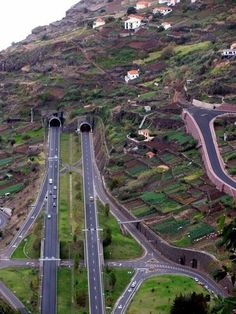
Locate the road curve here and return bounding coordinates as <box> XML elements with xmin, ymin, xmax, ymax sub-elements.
<box><xmin>113</xmin><ymin>263</ymin><xmax>227</xmax><ymax>314</ymax></box>
<box><xmin>187</xmin><ymin>107</ymin><xmax>236</xmax><ymax>189</ymax></box>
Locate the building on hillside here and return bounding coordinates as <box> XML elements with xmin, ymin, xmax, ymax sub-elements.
<box><xmin>153</xmin><ymin>6</ymin><xmax>172</xmax><ymax>15</ymax></box>
<box><xmin>146</xmin><ymin>151</ymin><xmax>156</xmax><ymax>158</ymax></box>
<box><xmin>138</xmin><ymin>128</ymin><xmax>154</xmax><ymax>141</ymax></box>
<box><xmin>167</xmin><ymin>0</ymin><xmax>180</xmax><ymax>5</ymax></box>
<box><xmin>125</xmin><ymin>69</ymin><xmax>140</xmax><ymax>82</ymax></box>
<box><xmin>230</xmin><ymin>43</ymin><xmax>236</xmax><ymax>49</ymax></box>
<box><xmin>144</xmin><ymin>105</ymin><xmax>151</xmax><ymax>112</ymax></box>
<box><xmin>159</xmin><ymin>0</ymin><xmax>180</xmax><ymax>4</ymax></box>
<box><xmin>136</xmin><ymin>1</ymin><xmax>151</xmax><ymax>10</ymax></box>
<box><xmin>124</xmin><ymin>14</ymin><xmax>143</xmax><ymax>30</ymax></box>
<box><xmin>222</xmin><ymin>49</ymin><xmax>236</xmax><ymax>58</ymax></box>
<box><xmin>93</xmin><ymin>18</ymin><xmax>106</xmax><ymax>29</ymax></box>
<box><xmin>191</xmin><ymin>0</ymin><xmax>197</xmax><ymax>3</ymax></box>
<box><xmin>161</xmin><ymin>22</ymin><xmax>172</xmax><ymax>30</ymax></box>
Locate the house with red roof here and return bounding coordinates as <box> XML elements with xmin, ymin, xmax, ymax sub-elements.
<box><xmin>136</xmin><ymin>1</ymin><xmax>151</xmax><ymax>10</ymax></box>
<box><xmin>125</xmin><ymin>69</ymin><xmax>140</xmax><ymax>83</ymax></box>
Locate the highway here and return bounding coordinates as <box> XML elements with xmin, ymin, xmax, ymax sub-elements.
<box><xmin>0</xmin><ymin>211</ymin><xmax>8</xmax><ymax>229</ymax></box>
<box><xmin>188</xmin><ymin>107</ymin><xmax>236</xmax><ymax>188</ymax></box>
<box><xmin>41</xmin><ymin>126</ymin><xmax>60</xmax><ymax>314</ymax></box>
<box><xmin>81</xmin><ymin>130</ymin><xmax>104</xmax><ymax>314</ymax></box>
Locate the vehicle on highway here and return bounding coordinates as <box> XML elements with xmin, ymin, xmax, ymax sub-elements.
<box><xmin>53</xmin><ymin>202</ymin><xmax>56</xmax><ymax>207</ymax></box>
<box><xmin>53</xmin><ymin>185</ymin><xmax>57</xmax><ymax>190</ymax></box>
<box><xmin>49</xmin><ymin>178</ymin><xmax>53</xmax><ymax>184</ymax></box>
<box><xmin>89</xmin><ymin>195</ymin><xmax>94</xmax><ymax>201</ymax></box>
<box><xmin>131</xmin><ymin>281</ymin><xmax>137</xmax><ymax>288</ymax></box>
<box><xmin>53</xmin><ymin>195</ymin><xmax>56</xmax><ymax>199</ymax></box>
<box><xmin>47</xmin><ymin>214</ymin><xmax>51</xmax><ymax>219</ymax></box>
<box><xmin>118</xmin><ymin>305</ymin><xmax>122</xmax><ymax>309</ymax></box>
<box><xmin>49</xmin><ymin>191</ymin><xmax>52</xmax><ymax>195</ymax></box>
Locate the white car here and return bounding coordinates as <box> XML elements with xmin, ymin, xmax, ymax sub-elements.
<box><xmin>47</xmin><ymin>214</ymin><xmax>51</xmax><ymax>219</ymax></box>
<box><xmin>118</xmin><ymin>304</ymin><xmax>122</xmax><ymax>309</ymax></box>
<box><xmin>53</xmin><ymin>185</ymin><xmax>57</xmax><ymax>190</ymax></box>
<box><xmin>131</xmin><ymin>281</ymin><xmax>137</xmax><ymax>288</ymax></box>
<box><xmin>89</xmin><ymin>196</ymin><xmax>94</xmax><ymax>201</ymax></box>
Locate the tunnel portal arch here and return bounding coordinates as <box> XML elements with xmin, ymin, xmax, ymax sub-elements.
<box><xmin>80</xmin><ymin>122</ymin><xmax>92</xmax><ymax>132</ymax></box>
<box><xmin>49</xmin><ymin>117</ymin><xmax>61</xmax><ymax>127</ymax></box>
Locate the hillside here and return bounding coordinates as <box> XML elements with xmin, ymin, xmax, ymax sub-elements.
<box><xmin>0</xmin><ymin>0</ymin><xmax>236</xmax><ymax>262</ymax></box>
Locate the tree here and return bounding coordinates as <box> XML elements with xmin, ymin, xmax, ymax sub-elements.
<box><xmin>221</xmin><ymin>219</ymin><xmax>236</xmax><ymax>251</ymax></box>
<box><xmin>127</xmin><ymin>6</ymin><xmax>137</xmax><ymax>15</ymax></box>
<box><xmin>104</xmin><ymin>203</ymin><xmax>110</xmax><ymax>217</ymax></box>
<box><xmin>171</xmin><ymin>292</ymin><xmax>209</xmax><ymax>314</ymax></box>
<box><xmin>103</xmin><ymin>227</ymin><xmax>112</xmax><ymax>247</ymax></box>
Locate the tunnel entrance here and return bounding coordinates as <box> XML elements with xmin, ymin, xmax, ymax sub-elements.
<box><xmin>49</xmin><ymin>117</ymin><xmax>61</xmax><ymax>127</ymax></box>
<box><xmin>80</xmin><ymin>122</ymin><xmax>91</xmax><ymax>132</ymax></box>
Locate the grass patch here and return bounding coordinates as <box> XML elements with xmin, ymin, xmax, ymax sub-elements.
<box><xmin>127</xmin><ymin>274</ymin><xmax>214</xmax><ymax>314</ymax></box>
<box><xmin>58</xmin><ymin>268</ymin><xmax>88</xmax><ymax>314</ymax></box>
<box><xmin>0</xmin><ymin>268</ymin><xmax>39</xmax><ymax>314</ymax></box>
<box><xmin>104</xmin><ymin>267</ymin><xmax>134</xmax><ymax>312</ymax></box>
<box><xmin>98</xmin><ymin>202</ymin><xmax>143</xmax><ymax>259</ymax></box>
<box><xmin>12</xmin><ymin>215</ymin><xmax>43</xmax><ymax>259</ymax></box>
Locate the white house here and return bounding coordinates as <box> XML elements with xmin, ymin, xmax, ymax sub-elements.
<box><xmin>136</xmin><ymin>1</ymin><xmax>151</xmax><ymax>10</ymax></box>
<box><xmin>153</xmin><ymin>6</ymin><xmax>172</xmax><ymax>15</ymax></box>
<box><xmin>161</xmin><ymin>22</ymin><xmax>172</xmax><ymax>30</ymax></box>
<box><xmin>124</xmin><ymin>14</ymin><xmax>143</xmax><ymax>30</ymax></box>
<box><xmin>93</xmin><ymin>18</ymin><xmax>105</xmax><ymax>29</ymax></box>
<box><xmin>159</xmin><ymin>0</ymin><xmax>180</xmax><ymax>4</ymax></box>
<box><xmin>144</xmin><ymin>105</ymin><xmax>151</xmax><ymax>112</ymax></box>
<box><xmin>167</xmin><ymin>0</ymin><xmax>180</xmax><ymax>5</ymax></box>
<box><xmin>125</xmin><ymin>69</ymin><xmax>140</xmax><ymax>83</ymax></box>
<box><xmin>138</xmin><ymin>129</ymin><xmax>154</xmax><ymax>141</ymax></box>
<box><xmin>222</xmin><ymin>49</ymin><xmax>236</xmax><ymax>57</ymax></box>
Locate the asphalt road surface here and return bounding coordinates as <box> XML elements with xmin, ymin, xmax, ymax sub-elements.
<box><xmin>81</xmin><ymin>130</ymin><xmax>104</xmax><ymax>314</ymax></box>
<box><xmin>112</xmin><ymin>263</ymin><xmax>228</xmax><ymax>314</ymax></box>
<box><xmin>0</xmin><ymin>281</ymin><xmax>28</xmax><ymax>314</ymax></box>
<box><xmin>41</xmin><ymin>126</ymin><xmax>60</xmax><ymax>314</ymax></box>
<box><xmin>0</xmin><ymin>211</ymin><xmax>8</xmax><ymax>229</ymax></box>
<box><xmin>188</xmin><ymin>107</ymin><xmax>236</xmax><ymax>188</ymax></box>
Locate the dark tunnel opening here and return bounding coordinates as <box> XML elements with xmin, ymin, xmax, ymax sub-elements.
<box><xmin>49</xmin><ymin>118</ymin><xmax>61</xmax><ymax>127</ymax></box>
<box><xmin>80</xmin><ymin>123</ymin><xmax>91</xmax><ymax>132</ymax></box>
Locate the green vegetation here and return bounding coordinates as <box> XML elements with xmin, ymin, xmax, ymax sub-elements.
<box><xmin>0</xmin><ymin>183</ymin><xmax>24</xmax><ymax>196</ymax></box>
<box><xmin>97</xmin><ymin>47</ymin><xmax>138</xmax><ymax>69</ymax></box>
<box><xmin>141</xmin><ymin>192</ymin><xmax>180</xmax><ymax>213</ymax></box>
<box><xmin>0</xmin><ymin>268</ymin><xmax>39</xmax><ymax>314</ymax></box>
<box><xmin>127</xmin><ymin>274</ymin><xmax>213</xmax><ymax>314</ymax></box>
<box><xmin>98</xmin><ymin>202</ymin><xmax>143</xmax><ymax>259</ymax></box>
<box><xmin>0</xmin><ymin>298</ymin><xmax>20</xmax><ymax>314</ymax></box>
<box><xmin>104</xmin><ymin>267</ymin><xmax>134</xmax><ymax>312</ymax></box>
<box><xmin>188</xmin><ymin>223</ymin><xmax>215</xmax><ymax>242</ymax></box>
<box><xmin>0</xmin><ymin>157</ymin><xmax>13</xmax><ymax>167</ymax></box>
<box><xmin>12</xmin><ymin>215</ymin><xmax>43</xmax><ymax>259</ymax></box>
<box><xmin>152</xmin><ymin>217</ymin><xmax>190</xmax><ymax>235</ymax></box>
<box><xmin>58</xmin><ymin>268</ymin><xmax>88</xmax><ymax>314</ymax></box>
